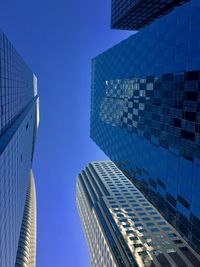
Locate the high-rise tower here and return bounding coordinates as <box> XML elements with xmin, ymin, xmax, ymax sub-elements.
<box><xmin>0</xmin><ymin>30</ymin><xmax>39</xmax><ymax>266</ymax></box>
<box><xmin>111</xmin><ymin>0</ymin><xmax>190</xmax><ymax>30</ymax></box>
<box><xmin>91</xmin><ymin>0</ymin><xmax>200</xmax><ymax>254</ymax></box>
<box><xmin>77</xmin><ymin>161</ymin><xmax>200</xmax><ymax>267</ymax></box>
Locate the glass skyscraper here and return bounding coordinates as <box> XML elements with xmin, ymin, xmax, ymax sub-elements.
<box><xmin>111</xmin><ymin>0</ymin><xmax>190</xmax><ymax>30</ymax></box>
<box><xmin>77</xmin><ymin>161</ymin><xmax>200</xmax><ymax>267</ymax></box>
<box><xmin>15</xmin><ymin>171</ymin><xmax>37</xmax><ymax>267</ymax></box>
<box><xmin>0</xmin><ymin>30</ymin><xmax>39</xmax><ymax>266</ymax></box>
<box><xmin>91</xmin><ymin>0</ymin><xmax>200</xmax><ymax>255</ymax></box>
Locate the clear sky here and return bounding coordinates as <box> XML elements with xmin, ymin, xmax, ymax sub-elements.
<box><xmin>0</xmin><ymin>1</ymin><xmax>131</xmax><ymax>266</ymax></box>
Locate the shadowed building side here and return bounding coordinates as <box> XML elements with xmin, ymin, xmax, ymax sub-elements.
<box><xmin>111</xmin><ymin>0</ymin><xmax>191</xmax><ymax>30</ymax></box>
<box><xmin>15</xmin><ymin>171</ymin><xmax>37</xmax><ymax>267</ymax></box>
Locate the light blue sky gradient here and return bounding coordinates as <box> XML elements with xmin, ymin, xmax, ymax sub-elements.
<box><xmin>0</xmin><ymin>1</ymin><xmax>131</xmax><ymax>266</ymax></box>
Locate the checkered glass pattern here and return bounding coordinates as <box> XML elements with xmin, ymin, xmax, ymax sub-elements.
<box><xmin>91</xmin><ymin>0</ymin><xmax>200</xmax><ymax>254</ymax></box>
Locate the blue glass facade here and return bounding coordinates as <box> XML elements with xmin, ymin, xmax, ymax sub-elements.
<box><xmin>111</xmin><ymin>0</ymin><xmax>190</xmax><ymax>30</ymax></box>
<box><xmin>0</xmin><ymin>30</ymin><xmax>38</xmax><ymax>266</ymax></box>
<box><xmin>0</xmin><ymin>30</ymin><xmax>35</xmax><ymax>135</ymax></box>
<box><xmin>91</xmin><ymin>0</ymin><xmax>200</xmax><ymax>254</ymax></box>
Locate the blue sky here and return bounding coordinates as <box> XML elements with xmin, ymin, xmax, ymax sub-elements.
<box><xmin>0</xmin><ymin>1</ymin><xmax>131</xmax><ymax>266</ymax></box>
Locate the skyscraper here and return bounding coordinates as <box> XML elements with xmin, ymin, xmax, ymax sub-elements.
<box><xmin>91</xmin><ymin>0</ymin><xmax>200</xmax><ymax>254</ymax></box>
<box><xmin>15</xmin><ymin>171</ymin><xmax>37</xmax><ymax>267</ymax></box>
<box><xmin>77</xmin><ymin>161</ymin><xmax>200</xmax><ymax>267</ymax></box>
<box><xmin>111</xmin><ymin>0</ymin><xmax>190</xmax><ymax>30</ymax></box>
<box><xmin>0</xmin><ymin>30</ymin><xmax>39</xmax><ymax>266</ymax></box>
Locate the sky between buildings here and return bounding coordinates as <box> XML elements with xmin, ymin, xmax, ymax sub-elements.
<box><xmin>0</xmin><ymin>0</ymin><xmax>132</xmax><ymax>266</ymax></box>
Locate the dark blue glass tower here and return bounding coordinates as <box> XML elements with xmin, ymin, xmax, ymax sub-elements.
<box><xmin>111</xmin><ymin>0</ymin><xmax>190</xmax><ymax>30</ymax></box>
<box><xmin>91</xmin><ymin>0</ymin><xmax>200</xmax><ymax>254</ymax></box>
<box><xmin>0</xmin><ymin>30</ymin><xmax>38</xmax><ymax>266</ymax></box>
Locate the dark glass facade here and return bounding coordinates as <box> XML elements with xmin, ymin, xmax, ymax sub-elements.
<box><xmin>0</xmin><ymin>30</ymin><xmax>38</xmax><ymax>266</ymax></box>
<box><xmin>111</xmin><ymin>0</ymin><xmax>190</xmax><ymax>30</ymax></box>
<box><xmin>91</xmin><ymin>0</ymin><xmax>200</xmax><ymax>254</ymax></box>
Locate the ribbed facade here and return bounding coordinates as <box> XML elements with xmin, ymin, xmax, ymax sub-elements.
<box><xmin>111</xmin><ymin>0</ymin><xmax>190</xmax><ymax>30</ymax></box>
<box><xmin>77</xmin><ymin>161</ymin><xmax>200</xmax><ymax>267</ymax></box>
<box><xmin>91</xmin><ymin>0</ymin><xmax>200</xmax><ymax>254</ymax></box>
<box><xmin>0</xmin><ymin>30</ymin><xmax>39</xmax><ymax>266</ymax></box>
<box><xmin>15</xmin><ymin>171</ymin><xmax>36</xmax><ymax>267</ymax></box>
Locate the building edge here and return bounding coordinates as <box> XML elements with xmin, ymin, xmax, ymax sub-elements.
<box><xmin>15</xmin><ymin>170</ymin><xmax>37</xmax><ymax>267</ymax></box>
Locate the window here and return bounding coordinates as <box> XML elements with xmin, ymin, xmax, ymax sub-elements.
<box><xmin>135</xmin><ymin>223</ymin><xmax>143</xmax><ymax>227</ymax></box>
<box><xmin>123</xmin><ymin>224</ymin><xmax>131</xmax><ymax>228</ymax></box>
<box><xmin>114</xmin><ymin>209</ymin><xmax>120</xmax><ymax>213</ymax></box>
<box><xmin>152</xmin><ymin>216</ymin><xmax>161</xmax><ymax>220</ymax></box>
<box><xmin>149</xmin><ymin>211</ymin><xmax>156</xmax><ymax>215</ymax></box>
<box><xmin>151</xmin><ymin>228</ymin><xmax>159</xmax><ymax>232</ymax></box>
<box><xmin>125</xmin><ymin>208</ymin><xmax>132</xmax><ymax>212</ymax></box>
<box><xmin>132</xmin><ymin>218</ymin><xmax>139</xmax><ymax>222</ymax></box>
<box><xmin>139</xmin><ymin>229</ymin><xmax>147</xmax><ymax>233</ymax></box>
<box><xmin>158</xmin><ymin>221</ymin><xmax>166</xmax><ymax>226</ymax></box>
<box><xmin>143</xmin><ymin>217</ymin><xmax>150</xmax><ymax>221</ymax></box>
<box><xmin>129</xmin><ymin>200</ymin><xmax>136</xmax><ymax>203</ymax></box>
<box><xmin>168</xmin><ymin>233</ymin><xmax>177</xmax><ymax>237</ymax></box>
<box><xmin>126</xmin><ymin>230</ymin><xmax>134</xmax><ymax>235</ymax></box>
<box><xmin>127</xmin><ymin>213</ymin><xmax>135</xmax><ymax>216</ymax></box>
<box><xmin>130</xmin><ymin>236</ymin><xmax>138</xmax><ymax>241</ymax></box>
<box><xmin>146</xmin><ymin>207</ymin><xmax>153</xmax><ymax>211</ymax></box>
<box><xmin>146</xmin><ymin>222</ymin><xmax>154</xmax><ymax>227</ymax></box>
<box><xmin>138</xmin><ymin>212</ymin><xmax>146</xmax><ymax>216</ymax></box>
<box><xmin>122</xmin><ymin>204</ymin><xmax>129</xmax><ymax>208</ymax></box>
<box><xmin>119</xmin><ymin>200</ymin><xmax>126</xmax><ymax>203</ymax></box>
<box><xmin>134</xmin><ymin>243</ymin><xmax>143</xmax><ymax>248</ymax></box>
<box><xmin>162</xmin><ymin>227</ymin><xmax>171</xmax><ymax>232</ymax></box>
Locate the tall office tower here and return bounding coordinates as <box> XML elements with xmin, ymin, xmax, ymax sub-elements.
<box><xmin>91</xmin><ymin>0</ymin><xmax>200</xmax><ymax>255</ymax></box>
<box><xmin>15</xmin><ymin>171</ymin><xmax>37</xmax><ymax>267</ymax></box>
<box><xmin>111</xmin><ymin>0</ymin><xmax>190</xmax><ymax>30</ymax></box>
<box><xmin>0</xmin><ymin>30</ymin><xmax>39</xmax><ymax>266</ymax></box>
<box><xmin>77</xmin><ymin>161</ymin><xmax>200</xmax><ymax>267</ymax></box>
